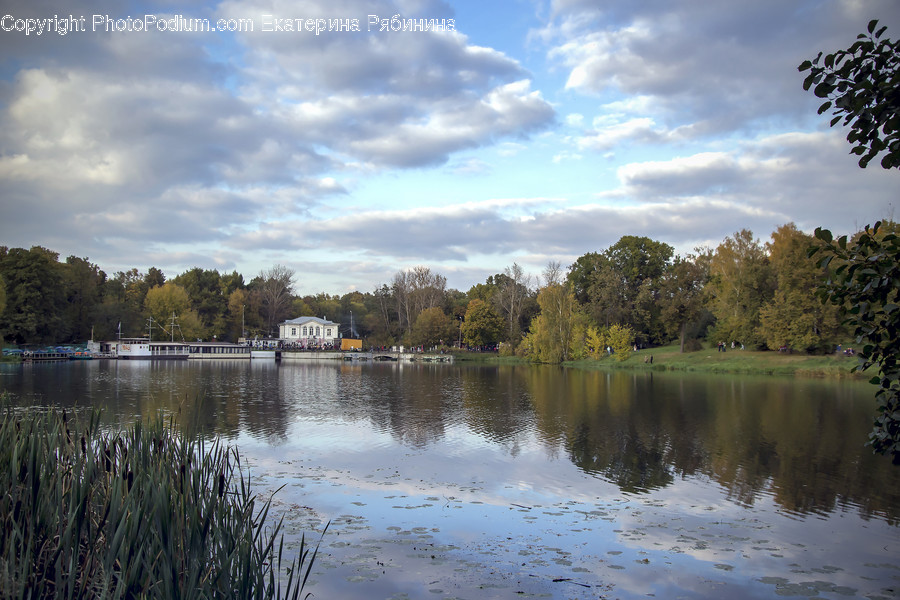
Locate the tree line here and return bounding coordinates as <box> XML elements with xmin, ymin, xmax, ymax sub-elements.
<box><xmin>0</xmin><ymin>221</ymin><xmax>866</xmax><ymax>356</ymax></box>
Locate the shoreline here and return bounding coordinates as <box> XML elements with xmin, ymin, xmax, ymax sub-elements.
<box><xmin>452</xmin><ymin>345</ymin><xmax>870</xmax><ymax>379</ymax></box>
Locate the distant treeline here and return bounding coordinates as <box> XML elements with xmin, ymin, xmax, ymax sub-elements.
<box><xmin>0</xmin><ymin>222</ymin><xmax>882</xmax><ymax>359</ymax></box>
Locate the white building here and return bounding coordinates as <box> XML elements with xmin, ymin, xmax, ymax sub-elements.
<box><xmin>279</xmin><ymin>316</ymin><xmax>339</xmax><ymax>348</ymax></box>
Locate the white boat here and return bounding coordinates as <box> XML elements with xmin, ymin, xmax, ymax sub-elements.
<box><xmin>116</xmin><ymin>338</ymin><xmax>189</xmax><ymax>360</ymax></box>
<box><xmin>115</xmin><ymin>314</ymin><xmax>190</xmax><ymax>360</ymax></box>
<box><xmin>188</xmin><ymin>341</ymin><xmax>252</xmax><ymax>359</ymax></box>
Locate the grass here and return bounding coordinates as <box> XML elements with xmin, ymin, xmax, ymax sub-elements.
<box><xmin>0</xmin><ymin>405</ymin><xmax>321</xmax><ymax>599</ymax></box>
<box><xmin>451</xmin><ymin>343</ymin><xmax>867</xmax><ymax>378</ymax></box>
<box><xmin>567</xmin><ymin>343</ymin><xmax>869</xmax><ymax>378</ymax></box>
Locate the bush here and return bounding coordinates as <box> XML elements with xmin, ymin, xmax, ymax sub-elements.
<box><xmin>0</xmin><ymin>407</ymin><xmax>319</xmax><ymax>599</ymax></box>
<box><xmin>498</xmin><ymin>341</ymin><xmax>516</xmax><ymax>357</ymax></box>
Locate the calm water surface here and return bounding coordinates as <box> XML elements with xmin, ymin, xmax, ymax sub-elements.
<box><xmin>1</xmin><ymin>359</ymin><xmax>899</xmax><ymax>599</ymax></box>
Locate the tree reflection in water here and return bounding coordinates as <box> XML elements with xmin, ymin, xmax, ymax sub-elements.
<box><xmin>4</xmin><ymin>360</ymin><xmax>899</xmax><ymax>523</ymax></box>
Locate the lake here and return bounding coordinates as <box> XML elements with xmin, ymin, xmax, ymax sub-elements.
<box><xmin>1</xmin><ymin>359</ymin><xmax>898</xmax><ymax>599</ymax></box>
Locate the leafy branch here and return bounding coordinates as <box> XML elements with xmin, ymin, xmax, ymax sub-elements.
<box><xmin>799</xmin><ymin>19</ymin><xmax>900</xmax><ymax>169</ymax></box>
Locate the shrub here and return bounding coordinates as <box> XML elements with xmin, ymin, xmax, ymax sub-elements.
<box><xmin>0</xmin><ymin>407</ymin><xmax>319</xmax><ymax>599</ymax></box>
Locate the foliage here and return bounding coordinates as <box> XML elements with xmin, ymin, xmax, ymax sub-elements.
<box><xmin>606</xmin><ymin>324</ymin><xmax>635</xmax><ymax>362</ymax></box>
<box><xmin>585</xmin><ymin>325</ymin><xmax>606</xmax><ymax>359</ymax></box>
<box><xmin>0</xmin><ymin>274</ymin><xmax>6</xmax><ymax>324</ymax></box>
<box><xmin>461</xmin><ymin>299</ymin><xmax>504</xmax><ymax>347</ymax></box>
<box><xmin>0</xmin><ymin>247</ymin><xmax>66</xmax><ymax>344</ymax></box>
<box><xmin>567</xmin><ymin>252</ymin><xmax>603</xmax><ymax>305</ymax></box>
<box><xmin>658</xmin><ymin>253</ymin><xmax>709</xmax><ymax>353</ymax></box>
<box><xmin>572</xmin><ymin>236</ymin><xmax>673</xmax><ymax>345</ymax></box>
<box><xmin>62</xmin><ymin>257</ymin><xmax>106</xmax><ymax>343</ymax></box>
<box><xmin>705</xmin><ymin>229</ymin><xmax>775</xmax><ymax>349</ymax></box>
<box><xmin>582</xmin><ymin>324</ymin><xmax>635</xmax><ymax>362</ymax></box>
<box><xmin>0</xmin><ymin>220</ymin><xmax>875</xmax><ymax>360</ymax></box>
<box><xmin>172</xmin><ymin>268</ymin><xmax>227</xmax><ymax>337</ymax></box>
<box><xmin>812</xmin><ymin>222</ymin><xmax>900</xmax><ymax>463</ymax></box>
<box><xmin>758</xmin><ymin>224</ymin><xmax>842</xmax><ymax>352</ymax></box>
<box><xmin>410</xmin><ymin>306</ymin><xmax>455</xmax><ymax>348</ymax></box>
<box><xmin>226</xmin><ymin>288</ymin><xmax>254</xmax><ymax>341</ymax></box>
<box><xmin>800</xmin><ymin>20</ymin><xmax>900</xmax><ymax>169</ymax></box>
<box><xmin>523</xmin><ymin>282</ymin><xmax>588</xmax><ymax>364</ymax></box>
<box><xmin>0</xmin><ymin>407</ymin><xmax>320</xmax><ymax>598</ymax></box>
<box><xmin>143</xmin><ymin>283</ymin><xmax>204</xmax><ymax>340</ymax></box>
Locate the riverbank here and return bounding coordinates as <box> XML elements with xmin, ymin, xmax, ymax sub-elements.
<box><xmin>569</xmin><ymin>344</ymin><xmax>868</xmax><ymax>378</ymax></box>
<box><xmin>452</xmin><ymin>344</ymin><xmax>868</xmax><ymax>378</ymax></box>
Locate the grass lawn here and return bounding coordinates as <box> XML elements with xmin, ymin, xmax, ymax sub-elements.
<box><xmin>568</xmin><ymin>343</ymin><xmax>869</xmax><ymax>378</ymax></box>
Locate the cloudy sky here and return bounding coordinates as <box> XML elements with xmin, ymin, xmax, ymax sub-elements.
<box><xmin>1</xmin><ymin>0</ymin><xmax>898</xmax><ymax>294</ymax></box>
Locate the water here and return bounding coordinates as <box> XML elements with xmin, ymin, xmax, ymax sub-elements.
<box><xmin>1</xmin><ymin>359</ymin><xmax>899</xmax><ymax>599</ymax></box>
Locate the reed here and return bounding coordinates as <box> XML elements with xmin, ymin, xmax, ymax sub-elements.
<box><xmin>0</xmin><ymin>407</ymin><xmax>320</xmax><ymax>599</ymax></box>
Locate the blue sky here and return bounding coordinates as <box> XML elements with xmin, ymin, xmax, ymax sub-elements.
<box><xmin>1</xmin><ymin>0</ymin><xmax>898</xmax><ymax>294</ymax></box>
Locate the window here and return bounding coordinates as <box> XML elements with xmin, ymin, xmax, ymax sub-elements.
<box><xmin>302</xmin><ymin>326</ymin><xmax>307</xmax><ymax>336</ymax></box>
<box><xmin>291</xmin><ymin>328</ymin><xmax>296</xmax><ymax>336</ymax></box>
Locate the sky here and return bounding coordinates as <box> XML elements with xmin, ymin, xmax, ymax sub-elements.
<box><xmin>1</xmin><ymin>0</ymin><xmax>898</xmax><ymax>295</ymax></box>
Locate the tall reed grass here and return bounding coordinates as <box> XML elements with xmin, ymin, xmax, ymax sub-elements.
<box><xmin>0</xmin><ymin>407</ymin><xmax>320</xmax><ymax>599</ymax></box>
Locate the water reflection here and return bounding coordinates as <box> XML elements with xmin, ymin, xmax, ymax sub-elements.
<box><xmin>521</xmin><ymin>367</ymin><xmax>900</xmax><ymax>522</ymax></box>
<box><xmin>1</xmin><ymin>360</ymin><xmax>898</xmax><ymax>523</ymax></box>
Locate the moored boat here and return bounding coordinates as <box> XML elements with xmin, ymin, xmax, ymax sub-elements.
<box><xmin>116</xmin><ymin>338</ymin><xmax>189</xmax><ymax>360</ymax></box>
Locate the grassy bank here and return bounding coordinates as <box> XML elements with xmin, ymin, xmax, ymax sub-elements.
<box><xmin>567</xmin><ymin>344</ymin><xmax>868</xmax><ymax>378</ymax></box>
<box><xmin>452</xmin><ymin>345</ymin><xmax>866</xmax><ymax>378</ymax></box>
<box><xmin>0</xmin><ymin>406</ymin><xmax>319</xmax><ymax>599</ymax></box>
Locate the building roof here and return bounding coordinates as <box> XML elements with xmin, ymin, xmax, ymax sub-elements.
<box><xmin>280</xmin><ymin>316</ymin><xmax>338</xmax><ymax>327</ymax></box>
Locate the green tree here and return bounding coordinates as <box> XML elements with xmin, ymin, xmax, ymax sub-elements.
<box><xmin>144</xmin><ymin>267</ymin><xmax>166</xmax><ymax>289</ymax></box>
<box><xmin>0</xmin><ymin>247</ymin><xmax>66</xmax><ymax>344</ymax></box>
<box><xmin>103</xmin><ymin>268</ymin><xmax>151</xmax><ymax>337</ymax></box>
<box><xmin>306</xmin><ymin>293</ymin><xmax>341</xmax><ymax>324</ymax></box>
<box><xmin>0</xmin><ymin>274</ymin><xmax>6</xmax><ymax>324</ymax></box>
<box><xmin>802</xmin><ymin>21</ymin><xmax>900</xmax><ymax>462</ymax></box>
<box><xmin>813</xmin><ymin>222</ymin><xmax>900</xmax><ymax>463</ymax></box>
<box><xmin>461</xmin><ymin>299</ymin><xmax>504</xmax><ymax>347</ymax></box>
<box><xmin>341</xmin><ymin>291</ymin><xmax>370</xmax><ymax>339</ymax></box>
<box><xmin>800</xmin><ymin>20</ymin><xmax>900</xmax><ymax>169</ymax></box>
<box><xmin>467</xmin><ymin>281</ymin><xmax>496</xmax><ymax>303</ymax></box>
<box><xmin>567</xmin><ymin>252</ymin><xmax>603</xmax><ymax>304</ymax></box>
<box><xmin>579</xmin><ymin>236</ymin><xmax>673</xmax><ymax>344</ymax></box>
<box><xmin>659</xmin><ymin>253</ymin><xmax>709</xmax><ymax>352</ymax></box>
<box><xmin>62</xmin><ymin>256</ymin><xmax>106</xmax><ymax>342</ymax></box>
<box><xmin>172</xmin><ymin>268</ymin><xmax>225</xmax><ymax>336</ymax></box>
<box><xmin>758</xmin><ymin>224</ymin><xmax>842</xmax><ymax>352</ymax></box>
<box><xmin>705</xmin><ymin>230</ymin><xmax>775</xmax><ymax>348</ymax></box>
<box><xmin>410</xmin><ymin>306</ymin><xmax>454</xmax><ymax>348</ymax></box>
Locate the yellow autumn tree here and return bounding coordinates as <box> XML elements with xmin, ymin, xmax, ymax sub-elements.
<box><xmin>144</xmin><ymin>282</ymin><xmax>204</xmax><ymax>340</ymax></box>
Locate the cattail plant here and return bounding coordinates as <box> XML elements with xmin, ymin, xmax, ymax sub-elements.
<box><xmin>0</xmin><ymin>406</ymin><xmax>321</xmax><ymax>599</ymax></box>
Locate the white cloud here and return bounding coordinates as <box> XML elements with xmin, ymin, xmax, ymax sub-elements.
<box><xmin>541</xmin><ymin>0</ymin><xmax>900</xmax><ymax>142</ymax></box>
<box><xmin>576</xmin><ymin>117</ymin><xmax>667</xmax><ymax>152</ymax></box>
<box><xmin>564</xmin><ymin>113</ymin><xmax>584</xmax><ymax>126</ymax></box>
<box><xmin>1</xmin><ymin>0</ymin><xmax>898</xmax><ymax>295</ymax></box>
